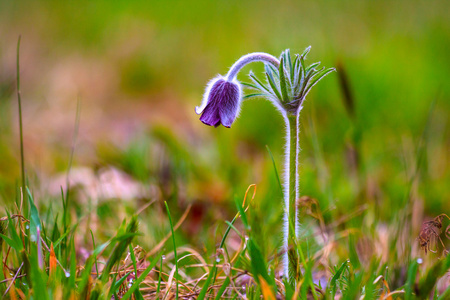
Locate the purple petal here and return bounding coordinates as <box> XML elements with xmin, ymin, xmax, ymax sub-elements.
<box><xmin>198</xmin><ymin>77</ymin><xmax>241</xmax><ymax>128</ymax></box>
<box><xmin>199</xmin><ymin>102</ymin><xmax>221</xmax><ymax>127</ymax></box>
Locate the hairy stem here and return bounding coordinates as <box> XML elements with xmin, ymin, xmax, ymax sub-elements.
<box><xmin>285</xmin><ymin>113</ymin><xmax>300</xmax><ymax>285</ymax></box>
<box><xmin>226</xmin><ymin>52</ymin><xmax>280</xmax><ymax>81</ymax></box>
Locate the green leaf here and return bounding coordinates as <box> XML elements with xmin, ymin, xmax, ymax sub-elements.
<box><xmin>234</xmin><ymin>197</ymin><xmax>249</xmax><ymax>229</ymax></box>
<box><xmin>344</xmin><ymin>271</ymin><xmax>363</xmax><ymax>299</ymax></box>
<box><xmin>248</xmin><ymin>238</ymin><xmax>276</xmax><ymax>293</ymax></box>
<box><xmin>285</xmin><ymin>49</ymin><xmax>294</xmax><ymax>81</ymax></box>
<box><xmin>5</xmin><ymin>211</ymin><xmax>23</xmax><ymax>251</ymax></box>
<box><xmin>265</xmin><ymin>66</ymin><xmax>282</xmax><ymax>101</ymax></box>
<box><xmin>53</xmin><ymin>224</ymin><xmax>77</xmax><ymax>249</ymax></box>
<box><xmin>128</xmin><ymin>244</ymin><xmax>143</xmax><ymax>299</ymax></box>
<box><xmin>300</xmin><ymin>261</ymin><xmax>314</xmax><ymax>299</ymax></box>
<box><xmin>240</xmin><ymin>81</ymin><xmax>260</xmax><ymax>90</ymax></box>
<box><xmin>197</xmin><ymin>265</ymin><xmax>215</xmax><ymax>300</ymax></box>
<box><xmin>304</xmin><ymin>68</ymin><xmax>335</xmax><ymax>96</ymax></box>
<box><xmin>299</xmin><ymin>66</ymin><xmax>316</xmax><ymax>97</ymax></box>
<box><xmin>301</xmin><ymin>46</ymin><xmax>311</xmax><ymax>58</ymax></box>
<box><xmin>279</xmin><ymin>57</ymin><xmax>289</xmax><ymax>103</ymax></box>
<box><xmin>67</xmin><ymin>235</ymin><xmax>77</xmax><ymax>291</ymax></box>
<box><xmin>29</xmin><ymin>242</ymin><xmax>49</xmax><ymax>300</ymax></box>
<box><xmin>129</xmin><ymin>244</ymin><xmax>138</xmax><ymax>275</ymax></box>
<box><xmin>156</xmin><ymin>256</ymin><xmax>163</xmax><ymax>296</ymax></box>
<box><xmin>265</xmin><ymin>145</ymin><xmax>283</xmax><ymax>196</ymax></box>
<box><xmin>214</xmin><ymin>277</ymin><xmax>230</xmax><ymax>300</ymax></box>
<box><xmin>283</xmin><ymin>278</ymin><xmax>294</xmax><ymax>299</ymax></box>
<box><xmin>110</xmin><ymin>271</ymin><xmax>132</xmax><ymax>297</ymax></box>
<box><xmin>249</xmin><ymin>71</ymin><xmax>271</xmax><ymax>94</ymax></box>
<box><xmin>243</xmin><ymin>93</ymin><xmax>265</xmax><ymax>100</ymax></box>
<box><xmin>225</xmin><ymin>221</ymin><xmax>243</xmax><ymax>239</ymax></box>
<box><xmin>51</xmin><ymin>214</ymin><xmax>60</xmax><ymax>242</ymax></box>
<box><xmin>293</xmin><ymin>55</ymin><xmax>301</xmax><ymax>87</ymax></box>
<box><xmin>21</xmin><ymin>250</ymin><xmax>32</xmax><ymax>287</ymax></box>
<box><xmin>220</xmin><ymin>216</ymin><xmax>239</xmax><ymax>249</ymax></box>
<box><xmin>100</xmin><ymin>216</ymin><xmax>139</xmax><ymax>283</ymax></box>
<box><xmin>90</xmin><ymin>229</ymin><xmax>99</xmax><ymax>276</ymax></box>
<box><xmin>305</xmin><ymin>61</ymin><xmax>321</xmax><ymax>72</ymax></box>
<box><xmin>27</xmin><ymin>188</ymin><xmax>41</xmax><ymax>242</ymax></box>
<box><xmin>405</xmin><ymin>260</ymin><xmax>419</xmax><ymax>300</ymax></box>
<box><xmin>299</xmin><ymin>55</ymin><xmax>307</xmax><ymax>87</ymax></box>
<box><xmin>78</xmin><ymin>255</ymin><xmax>96</xmax><ymax>297</ymax></box>
<box><xmin>0</xmin><ymin>232</ymin><xmax>22</xmax><ymax>251</ymax></box>
<box><xmin>267</xmin><ymin>64</ymin><xmax>280</xmax><ymax>79</ymax></box>
<box><xmin>330</xmin><ymin>260</ymin><xmax>349</xmax><ymax>297</ymax></box>
<box><xmin>164</xmin><ymin>202</ymin><xmax>179</xmax><ymax>299</ymax></box>
<box><xmin>211</xmin><ymin>197</ymin><xmax>251</xmax><ymax>288</ymax></box>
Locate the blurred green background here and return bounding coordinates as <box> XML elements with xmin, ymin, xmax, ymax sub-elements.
<box><xmin>0</xmin><ymin>0</ymin><xmax>449</xmax><ymax>254</ymax></box>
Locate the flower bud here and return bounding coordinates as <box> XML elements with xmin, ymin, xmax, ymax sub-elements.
<box><xmin>195</xmin><ymin>76</ymin><xmax>242</xmax><ymax>128</ymax></box>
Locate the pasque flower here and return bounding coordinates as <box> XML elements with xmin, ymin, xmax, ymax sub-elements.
<box><xmin>197</xmin><ymin>48</ymin><xmax>334</xmax><ymax>285</ymax></box>
<box><xmin>195</xmin><ymin>76</ymin><xmax>242</xmax><ymax>128</ymax></box>
<box><xmin>196</xmin><ymin>52</ymin><xmax>280</xmax><ymax>128</ymax></box>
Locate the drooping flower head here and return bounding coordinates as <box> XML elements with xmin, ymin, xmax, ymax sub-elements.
<box><xmin>196</xmin><ymin>52</ymin><xmax>280</xmax><ymax>128</ymax></box>
<box><xmin>195</xmin><ymin>76</ymin><xmax>242</xmax><ymax>128</ymax></box>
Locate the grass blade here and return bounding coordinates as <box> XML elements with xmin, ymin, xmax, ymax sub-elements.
<box><xmin>329</xmin><ymin>260</ymin><xmax>349</xmax><ymax>297</ymax></box>
<box><xmin>156</xmin><ymin>256</ymin><xmax>163</xmax><ymax>298</ymax></box>
<box><xmin>248</xmin><ymin>238</ymin><xmax>276</xmax><ymax>293</ymax></box>
<box><xmin>214</xmin><ymin>276</ymin><xmax>230</xmax><ymax>300</ymax></box>
<box><xmin>100</xmin><ymin>216</ymin><xmax>139</xmax><ymax>283</ymax></box>
<box><xmin>405</xmin><ymin>260</ymin><xmax>419</xmax><ymax>300</ymax></box>
<box><xmin>234</xmin><ymin>197</ymin><xmax>248</xmax><ymax>229</ymax></box>
<box><xmin>109</xmin><ymin>271</ymin><xmax>132</xmax><ymax>297</ymax></box>
<box><xmin>197</xmin><ymin>267</ymin><xmax>215</xmax><ymax>300</ymax></box>
<box><xmin>4</xmin><ymin>211</ymin><xmax>23</xmax><ymax>251</ymax></box>
<box><xmin>27</xmin><ymin>188</ymin><xmax>41</xmax><ymax>243</ymax></box>
<box><xmin>164</xmin><ymin>201</ymin><xmax>178</xmax><ymax>299</ymax></box>
<box><xmin>90</xmin><ymin>229</ymin><xmax>99</xmax><ymax>277</ymax></box>
<box><xmin>122</xmin><ymin>255</ymin><xmax>161</xmax><ymax>300</ymax></box>
<box><xmin>265</xmin><ymin>145</ymin><xmax>283</xmax><ymax>196</ymax></box>
<box><xmin>0</xmin><ymin>233</ymin><xmax>21</xmax><ymax>251</ymax></box>
<box><xmin>128</xmin><ymin>244</ymin><xmax>143</xmax><ymax>299</ymax></box>
<box><xmin>16</xmin><ymin>35</ymin><xmax>27</xmax><ymax>217</ymax></box>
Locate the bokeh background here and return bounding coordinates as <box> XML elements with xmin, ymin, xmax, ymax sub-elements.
<box><xmin>0</xmin><ymin>0</ymin><xmax>449</xmax><ymax>263</ymax></box>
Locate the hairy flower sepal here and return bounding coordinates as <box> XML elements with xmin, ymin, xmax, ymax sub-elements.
<box><xmin>196</xmin><ymin>76</ymin><xmax>242</xmax><ymax>128</ymax></box>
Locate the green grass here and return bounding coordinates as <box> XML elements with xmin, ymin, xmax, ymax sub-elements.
<box><xmin>0</xmin><ymin>0</ymin><xmax>449</xmax><ymax>298</ymax></box>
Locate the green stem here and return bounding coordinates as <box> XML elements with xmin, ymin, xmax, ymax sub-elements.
<box><xmin>16</xmin><ymin>35</ymin><xmax>28</xmax><ymax>218</ymax></box>
<box><xmin>286</xmin><ymin>113</ymin><xmax>299</xmax><ymax>285</ymax></box>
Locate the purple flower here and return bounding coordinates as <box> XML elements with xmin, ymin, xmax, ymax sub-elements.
<box><xmin>195</xmin><ymin>76</ymin><xmax>242</xmax><ymax>128</ymax></box>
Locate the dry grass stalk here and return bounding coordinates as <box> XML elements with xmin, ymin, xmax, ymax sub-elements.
<box><xmin>418</xmin><ymin>214</ymin><xmax>450</xmax><ymax>255</ymax></box>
